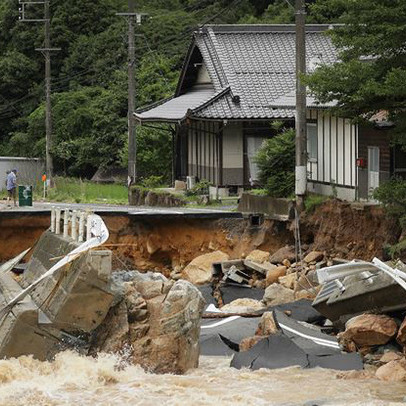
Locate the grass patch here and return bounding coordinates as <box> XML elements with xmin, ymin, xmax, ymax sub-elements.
<box><xmin>36</xmin><ymin>177</ymin><xmax>128</xmax><ymax>204</ymax></box>
<box><xmin>248</xmin><ymin>188</ymin><xmax>269</xmax><ymax>197</ymax></box>
<box><xmin>305</xmin><ymin>193</ymin><xmax>328</xmax><ymax>213</ymax></box>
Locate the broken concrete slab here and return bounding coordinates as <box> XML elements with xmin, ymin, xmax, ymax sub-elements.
<box><xmin>269</xmin><ymin>246</ymin><xmax>296</xmax><ymax>264</ymax></box>
<box><xmin>243</xmin><ymin>259</ymin><xmax>276</xmax><ymax>275</ymax></box>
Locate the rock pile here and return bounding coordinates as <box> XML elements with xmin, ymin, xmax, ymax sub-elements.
<box><xmin>90</xmin><ymin>271</ymin><xmax>205</xmax><ymax>374</ymax></box>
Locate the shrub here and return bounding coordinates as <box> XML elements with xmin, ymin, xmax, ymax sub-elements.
<box><xmin>141</xmin><ymin>175</ymin><xmax>164</xmax><ymax>189</ymax></box>
<box><xmin>185</xmin><ymin>179</ymin><xmax>211</xmax><ymax>196</ymax></box>
<box><xmin>255</xmin><ymin>127</ymin><xmax>295</xmax><ymax>198</ymax></box>
<box><xmin>373</xmin><ymin>177</ymin><xmax>406</xmax><ymax>228</ymax></box>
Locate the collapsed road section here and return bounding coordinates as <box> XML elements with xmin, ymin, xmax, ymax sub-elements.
<box><xmin>0</xmin><ymin>209</ymin><xmax>205</xmax><ymax>374</ymax></box>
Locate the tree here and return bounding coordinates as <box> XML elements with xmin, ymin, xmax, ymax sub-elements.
<box><xmin>306</xmin><ymin>0</ymin><xmax>406</xmax><ymax>143</ymax></box>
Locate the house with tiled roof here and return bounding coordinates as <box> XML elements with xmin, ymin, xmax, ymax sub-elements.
<box><xmin>136</xmin><ymin>24</ymin><xmax>401</xmax><ymax>201</ymax></box>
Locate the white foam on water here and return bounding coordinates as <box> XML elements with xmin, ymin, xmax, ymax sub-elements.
<box><xmin>0</xmin><ymin>351</ymin><xmax>404</xmax><ymax>406</ymax></box>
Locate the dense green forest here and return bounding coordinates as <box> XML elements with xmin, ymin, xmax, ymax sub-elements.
<box><xmin>0</xmin><ymin>0</ymin><xmax>403</xmax><ymax>182</ymax></box>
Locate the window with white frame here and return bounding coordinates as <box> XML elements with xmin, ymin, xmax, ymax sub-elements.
<box><xmin>307</xmin><ymin>122</ymin><xmax>318</xmax><ymax>161</ymax></box>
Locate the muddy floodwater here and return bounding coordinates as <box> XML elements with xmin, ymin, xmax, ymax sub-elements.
<box><xmin>0</xmin><ymin>352</ymin><xmax>405</xmax><ymax>406</ymax></box>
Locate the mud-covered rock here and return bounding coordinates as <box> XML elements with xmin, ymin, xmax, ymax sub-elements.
<box><xmin>339</xmin><ymin>314</ymin><xmax>398</xmax><ymax>348</ymax></box>
<box><xmin>239</xmin><ymin>335</ymin><xmax>264</xmax><ymax>352</ymax></box>
<box><xmin>182</xmin><ymin>250</ymin><xmax>229</xmax><ymax>285</ymax></box>
<box><xmin>304</xmin><ymin>251</ymin><xmax>324</xmax><ymax>263</ymax></box>
<box><xmin>90</xmin><ymin>271</ymin><xmax>205</xmax><ymax>374</ymax></box>
<box><xmin>262</xmin><ymin>283</ymin><xmax>295</xmax><ymax>306</ymax></box>
<box><xmin>265</xmin><ymin>266</ymin><xmax>287</xmax><ymax>286</ymax></box>
<box><xmin>380</xmin><ymin>352</ymin><xmax>404</xmax><ymax>364</ymax></box>
<box><xmin>278</xmin><ymin>273</ymin><xmax>296</xmax><ymax>290</ymax></box>
<box><xmin>396</xmin><ymin>317</ymin><xmax>406</xmax><ymax>347</ymax></box>
<box><xmin>221</xmin><ymin>298</ymin><xmax>265</xmax><ymax>314</ymax></box>
<box><xmin>269</xmin><ymin>246</ymin><xmax>296</xmax><ymax>264</ymax></box>
<box><xmin>376</xmin><ymin>359</ymin><xmax>406</xmax><ymax>382</ymax></box>
<box><xmin>256</xmin><ymin>311</ymin><xmax>279</xmax><ymax>336</ymax></box>
<box><xmin>245</xmin><ymin>249</ymin><xmax>270</xmax><ymax>264</ymax></box>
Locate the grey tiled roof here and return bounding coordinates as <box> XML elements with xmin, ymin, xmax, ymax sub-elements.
<box><xmin>135</xmin><ymin>85</ymin><xmax>215</xmax><ymax>122</ymax></box>
<box><xmin>136</xmin><ymin>24</ymin><xmax>338</xmax><ymax>122</ymax></box>
<box><xmin>270</xmin><ymin>90</ymin><xmax>337</xmax><ymax>109</ymax></box>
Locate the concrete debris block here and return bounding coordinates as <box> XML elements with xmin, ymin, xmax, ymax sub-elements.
<box><xmin>221</xmin><ymin>298</ymin><xmax>265</xmax><ymax>314</ymax></box>
<box><xmin>396</xmin><ymin>317</ymin><xmax>406</xmax><ymax>347</ymax></box>
<box><xmin>304</xmin><ymin>251</ymin><xmax>324</xmax><ymax>264</ymax></box>
<box><xmin>182</xmin><ymin>250</ymin><xmax>229</xmax><ymax>285</ymax></box>
<box><xmin>376</xmin><ymin>359</ymin><xmax>406</xmax><ymax>382</ymax></box>
<box><xmin>223</xmin><ymin>265</ymin><xmax>250</xmax><ymax>285</ymax></box>
<box><xmin>380</xmin><ymin>351</ymin><xmax>404</xmax><ymax>364</ymax></box>
<box><xmin>245</xmin><ymin>249</ymin><xmax>270</xmax><ymax>264</ymax></box>
<box><xmin>278</xmin><ymin>273</ymin><xmax>296</xmax><ymax>290</ymax></box>
<box><xmin>256</xmin><ymin>311</ymin><xmax>279</xmax><ymax>336</ymax></box>
<box><xmin>244</xmin><ymin>259</ymin><xmax>276</xmax><ymax>275</ymax></box>
<box><xmin>92</xmin><ymin>275</ymin><xmax>205</xmax><ymax>374</ymax></box>
<box><xmin>269</xmin><ymin>246</ymin><xmax>296</xmax><ymax>264</ymax></box>
<box><xmin>340</xmin><ymin>314</ymin><xmax>398</xmax><ymax>348</ymax></box>
<box><xmin>262</xmin><ymin>283</ymin><xmax>295</xmax><ymax>306</ymax></box>
<box><xmin>239</xmin><ymin>335</ymin><xmax>265</xmax><ymax>352</ymax></box>
<box><xmin>266</xmin><ymin>266</ymin><xmax>287</xmax><ymax>286</ymax></box>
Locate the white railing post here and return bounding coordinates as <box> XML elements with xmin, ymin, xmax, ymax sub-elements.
<box><xmin>55</xmin><ymin>209</ymin><xmax>61</xmax><ymax>235</ymax></box>
<box><xmin>78</xmin><ymin>212</ymin><xmax>85</xmax><ymax>242</ymax></box>
<box><xmin>71</xmin><ymin>210</ymin><xmax>78</xmax><ymax>241</ymax></box>
<box><xmin>63</xmin><ymin>210</ymin><xmax>69</xmax><ymax>238</ymax></box>
<box><xmin>86</xmin><ymin>213</ymin><xmax>92</xmax><ymax>241</ymax></box>
<box><xmin>50</xmin><ymin>206</ymin><xmax>56</xmax><ymax>233</ymax></box>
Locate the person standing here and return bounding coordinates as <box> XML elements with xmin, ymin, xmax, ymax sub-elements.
<box><xmin>6</xmin><ymin>169</ymin><xmax>17</xmax><ymax>208</ymax></box>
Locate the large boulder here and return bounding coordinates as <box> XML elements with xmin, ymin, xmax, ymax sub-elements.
<box><xmin>182</xmin><ymin>251</ymin><xmax>229</xmax><ymax>285</ymax></box>
<box><xmin>339</xmin><ymin>314</ymin><xmax>398</xmax><ymax>348</ymax></box>
<box><xmin>269</xmin><ymin>246</ymin><xmax>296</xmax><ymax>264</ymax></box>
<box><xmin>262</xmin><ymin>283</ymin><xmax>295</xmax><ymax>306</ymax></box>
<box><xmin>90</xmin><ymin>271</ymin><xmax>205</xmax><ymax>374</ymax></box>
<box><xmin>245</xmin><ymin>249</ymin><xmax>270</xmax><ymax>264</ymax></box>
<box><xmin>376</xmin><ymin>359</ymin><xmax>406</xmax><ymax>382</ymax></box>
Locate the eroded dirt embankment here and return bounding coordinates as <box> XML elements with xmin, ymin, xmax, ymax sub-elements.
<box><xmin>0</xmin><ymin>200</ymin><xmax>401</xmax><ymax>269</ymax></box>
<box><xmin>103</xmin><ymin>216</ymin><xmax>293</xmax><ymax>276</ymax></box>
<box><xmin>300</xmin><ymin>200</ymin><xmax>401</xmax><ymax>261</ymax></box>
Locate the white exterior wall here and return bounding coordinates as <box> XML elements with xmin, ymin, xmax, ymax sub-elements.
<box><xmin>222</xmin><ymin>122</ymin><xmax>244</xmax><ymax>185</ymax></box>
<box><xmin>0</xmin><ymin>157</ymin><xmax>44</xmax><ymax>191</ymax></box>
<box><xmin>306</xmin><ymin>110</ymin><xmax>357</xmax><ymax>201</ymax></box>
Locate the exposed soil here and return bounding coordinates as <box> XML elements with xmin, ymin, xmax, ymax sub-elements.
<box><xmin>103</xmin><ymin>216</ymin><xmax>293</xmax><ymax>275</ymax></box>
<box><xmin>0</xmin><ymin>200</ymin><xmax>401</xmax><ymax>271</ymax></box>
<box><xmin>300</xmin><ymin>200</ymin><xmax>401</xmax><ymax>261</ymax></box>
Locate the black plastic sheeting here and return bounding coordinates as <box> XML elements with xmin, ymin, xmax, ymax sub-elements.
<box><xmin>220</xmin><ymin>284</ymin><xmax>265</xmax><ymax>305</ymax></box>
<box><xmin>230</xmin><ymin>311</ymin><xmax>363</xmax><ymax>371</ymax></box>
<box><xmin>200</xmin><ymin>316</ymin><xmax>259</xmax><ymax>356</ymax></box>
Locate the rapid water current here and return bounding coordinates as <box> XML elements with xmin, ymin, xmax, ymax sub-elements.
<box><xmin>0</xmin><ymin>351</ymin><xmax>405</xmax><ymax>405</ymax></box>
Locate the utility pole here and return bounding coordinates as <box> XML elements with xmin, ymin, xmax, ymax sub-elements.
<box><xmin>295</xmin><ymin>0</ymin><xmax>307</xmax><ymax>210</ymax></box>
<box><xmin>19</xmin><ymin>0</ymin><xmax>60</xmax><ymax>187</ymax></box>
<box><xmin>117</xmin><ymin>2</ymin><xmax>146</xmax><ymax>195</ymax></box>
